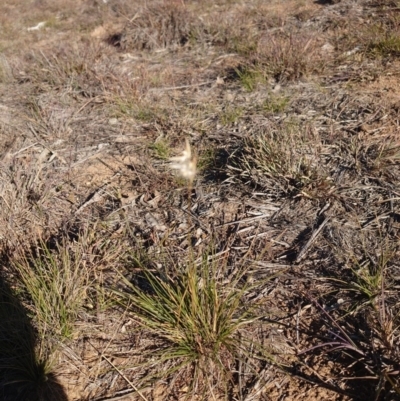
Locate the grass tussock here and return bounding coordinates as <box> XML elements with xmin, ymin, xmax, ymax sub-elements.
<box><xmin>150</xmin><ymin>138</ymin><xmax>171</xmax><ymax>160</ymax></box>
<box><xmin>302</xmin><ymin>238</ymin><xmax>400</xmax><ymax>399</ymax></box>
<box><xmin>113</xmin><ymin>253</ymin><xmax>275</xmax><ymax>398</ymax></box>
<box><xmin>12</xmin><ymin>239</ymin><xmax>92</xmax><ymax>341</ymax></box>
<box><xmin>23</xmin><ymin>44</ymin><xmax>128</xmax><ymax>96</ymax></box>
<box><xmin>256</xmin><ymin>31</ymin><xmax>323</xmax><ymax>81</ymax></box>
<box><xmin>229</xmin><ymin>122</ymin><xmax>331</xmax><ymax>198</ymax></box>
<box><xmin>115</xmin><ymin>2</ymin><xmax>201</xmax><ymax>52</ymax></box>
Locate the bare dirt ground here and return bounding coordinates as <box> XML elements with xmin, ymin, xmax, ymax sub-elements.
<box><xmin>1</xmin><ymin>0</ymin><xmax>400</xmax><ymax>400</ymax></box>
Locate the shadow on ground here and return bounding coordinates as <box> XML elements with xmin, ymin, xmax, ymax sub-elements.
<box><xmin>314</xmin><ymin>0</ymin><xmax>340</xmax><ymax>5</ymax></box>
<box><xmin>0</xmin><ymin>273</ymin><xmax>68</xmax><ymax>401</ymax></box>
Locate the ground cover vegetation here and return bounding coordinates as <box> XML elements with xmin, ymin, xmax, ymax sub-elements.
<box><xmin>1</xmin><ymin>0</ymin><xmax>400</xmax><ymax>400</ymax></box>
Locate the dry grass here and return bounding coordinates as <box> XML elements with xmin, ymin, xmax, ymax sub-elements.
<box><xmin>228</xmin><ymin>121</ymin><xmax>331</xmax><ymax>198</ymax></box>
<box><xmin>1</xmin><ymin>0</ymin><xmax>400</xmax><ymax>400</ymax></box>
<box><xmin>114</xmin><ymin>2</ymin><xmax>201</xmax><ymax>52</ymax></box>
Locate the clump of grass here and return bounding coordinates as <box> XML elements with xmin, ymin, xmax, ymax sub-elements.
<box><xmin>310</xmin><ymin>237</ymin><xmax>400</xmax><ymax>399</ymax></box>
<box><xmin>150</xmin><ymin>138</ymin><xmax>170</xmax><ymax>160</ymax></box>
<box><xmin>197</xmin><ymin>147</ymin><xmax>217</xmax><ymax>173</ymax></box>
<box><xmin>13</xmin><ymin>239</ymin><xmax>91</xmax><ymax>341</ymax></box>
<box><xmin>367</xmin><ymin>139</ymin><xmax>400</xmax><ymax>175</ymax></box>
<box><xmin>332</xmin><ymin>254</ymin><xmax>387</xmax><ymax>313</ymax></box>
<box><xmin>113</xmin><ymin>253</ymin><xmax>274</xmax><ymax>398</ymax></box>
<box><xmin>27</xmin><ymin>45</ymin><xmax>94</xmax><ymax>90</ymax></box>
<box><xmin>234</xmin><ymin>66</ymin><xmax>266</xmax><ymax>92</ymax></box>
<box><xmin>257</xmin><ymin>31</ymin><xmax>321</xmax><ymax>81</ymax></box>
<box><xmin>117</xmin><ymin>2</ymin><xmax>201</xmax><ymax>51</ymax></box>
<box><xmin>330</xmin><ymin>237</ymin><xmax>396</xmax><ymax>312</ymax></box>
<box><xmin>229</xmin><ymin>122</ymin><xmax>328</xmax><ymax>197</ymax></box>
<box><xmin>364</xmin><ymin>15</ymin><xmax>400</xmax><ymax>58</ymax></box>
<box><xmin>113</xmin><ymin>98</ymin><xmax>167</xmax><ymax>123</ymax></box>
<box><xmin>344</xmin><ymin>134</ymin><xmax>400</xmax><ymax>177</ymax></box>
<box><xmin>3</xmin><ymin>232</ymin><xmax>115</xmax><ymax>398</ymax></box>
<box><xmin>135</xmin><ymin>108</ymin><xmax>160</xmax><ymax>123</ymax></box>
<box><xmin>342</xmin><ymin>13</ymin><xmax>400</xmax><ymax>60</ymax></box>
<box><xmin>301</xmin><ymin>280</ymin><xmax>400</xmax><ymax>399</ymax></box>
<box><xmin>368</xmin><ymin>34</ymin><xmax>400</xmax><ymax>57</ymax></box>
<box><xmin>219</xmin><ymin>105</ymin><xmax>243</xmax><ymax>125</ymax></box>
<box><xmin>229</xmin><ymin>34</ymin><xmax>259</xmax><ymax>57</ymax></box>
<box><xmin>262</xmin><ymin>94</ymin><xmax>289</xmax><ymax>114</ymax></box>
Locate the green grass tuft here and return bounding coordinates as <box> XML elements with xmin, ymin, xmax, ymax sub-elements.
<box><xmin>150</xmin><ymin>138</ymin><xmax>171</xmax><ymax>160</ymax></box>
<box><xmin>13</xmin><ymin>240</ymin><xmax>91</xmax><ymax>341</ymax></box>
<box><xmin>113</xmin><ymin>253</ymin><xmax>274</xmax><ymax>397</ymax></box>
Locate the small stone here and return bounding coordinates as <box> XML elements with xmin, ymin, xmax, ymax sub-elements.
<box><xmin>272</xmin><ymin>83</ymin><xmax>281</xmax><ymax>93</ymax></box>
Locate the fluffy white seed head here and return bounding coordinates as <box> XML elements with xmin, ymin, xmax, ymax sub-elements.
<box><xmin>169</xmin><ymin>138</ymin><xmax>197</xmax><ymax>184</ymax></box>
